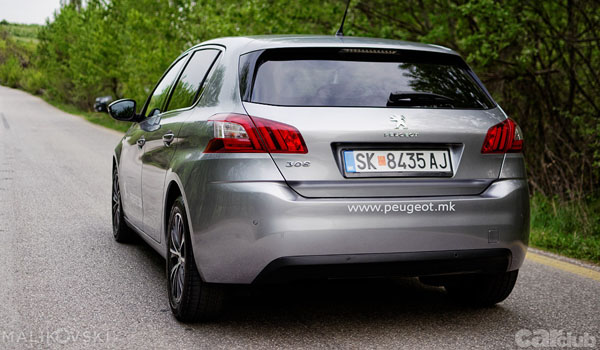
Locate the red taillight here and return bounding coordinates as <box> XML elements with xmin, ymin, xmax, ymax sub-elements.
<box><xmin>203</xmin><ymin>114</ymin><xmax>307</xmax><ymax>154</ymax></box>
<box><xmin>251</xmin><ymin>116</ymin><xmax>308</xmax><ymax>154</ymax></box>
<box><xmin>481</xmin><ymin>118</ymin><xmax>524</xmax><ymax>154</ymax></box>
<box><xmin>204</xmin><ymin>114</ymin><xmax>264</xmax><ymax>153</ymax></box>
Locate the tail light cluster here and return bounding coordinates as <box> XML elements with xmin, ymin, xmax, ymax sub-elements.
<box><xmin>481</xmin><ymin>118</ymin><xmax>524</xmax><ymax>154</ymax></box>
<box><xmin>204</xmin><ymin>114</ymin><xmax>308</xmax><ymax>154</ymax></box>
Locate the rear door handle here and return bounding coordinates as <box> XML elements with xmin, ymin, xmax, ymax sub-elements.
<box><xmin>137</xmin><ymin>136</ymin><xmax>145</xmax><ymax>148</ymax></box>
<box><xmin>162</xmin><ymin>131</ymin><xmax>175</xmax><ymax>146</ymax></box>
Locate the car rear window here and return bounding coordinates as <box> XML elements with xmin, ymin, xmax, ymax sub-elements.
<box><xmin>240</xmin><ymin>48</ymin><xmax>494</xmax><ymax>109</ymax></box>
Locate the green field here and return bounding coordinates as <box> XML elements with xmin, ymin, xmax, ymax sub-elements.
<box><xmin>0</xmin><ymin>21</ymin><xmax>40</xmax><ymax>45</ymax></box>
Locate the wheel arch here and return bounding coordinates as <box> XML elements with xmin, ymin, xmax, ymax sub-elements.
<box><xmin>163</xmin><ymin>175</ymin><xmax>195</xmax><ymax>246</ymax></box>
<box><xmin>163</xmin><ymin>175</ymin><xmax>207</xmax><ymax>281</ymax></box>
<box><xmin>164</xmin><ymin>180</ymin><xmax>183</xmax><ymax>242</ymax></box>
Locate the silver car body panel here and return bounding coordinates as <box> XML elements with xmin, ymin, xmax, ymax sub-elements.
<box><xmin>114</xmin><ymin>35</ymin><xmax>530</xmax><ymax>284</ymax></box>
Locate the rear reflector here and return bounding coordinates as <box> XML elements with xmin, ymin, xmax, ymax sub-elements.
<box><xmin>481</xmin><ymin>118</ymin><xmax>523</xmax><ymax>154</ymax></box>
<box><xmin>204</xmin><ymin>114</ymin><xmax>307</xmax><ymax>154</ymax></box>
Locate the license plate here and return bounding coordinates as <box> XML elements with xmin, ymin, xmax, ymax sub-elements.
<box><xmin>343</xmin><ymin>149</ymin><xmax>452</xmax><ymax>175</ymax></box>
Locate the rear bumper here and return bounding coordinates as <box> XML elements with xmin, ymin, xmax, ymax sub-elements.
<box><xmin>188</xmin><ymin>179</ymin><xmax>530</xmax><ymax>284</ymax></box>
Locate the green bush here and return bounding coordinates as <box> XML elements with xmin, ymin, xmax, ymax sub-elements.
<box><xmin>21</xmin><ymin>68</ymin><xmax>45</xmax><ymax>94</ymax></box>
<box><xmin>0</xmin><ymin>56</ymin><xmax>21</xmax><ymax>87</ymax></box>
<box><xmin>530</xmin><ymin>194</ymin><xmax>600</xmax><ymax>262</ymax></box>
<box><xmin>0</xmin><ymin>25</ymin><xmax>38</xmax><ymax>90</ymax></box>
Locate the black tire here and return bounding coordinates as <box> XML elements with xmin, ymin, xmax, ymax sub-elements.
<box><xmin>167</xmin><ymin>197</ymin><xmax>224</xmax><ymax>322</ymax></box>
<box><xmin>112</xmin><ymin>167</ymin><xmax>134</xmax><ymax>242</ymax></box>
<box><xmin>444</xmin><ymin>270</ymin><xmax>519</xmax><ymax>306</ymax></box>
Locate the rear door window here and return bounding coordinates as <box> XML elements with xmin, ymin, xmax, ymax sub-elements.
<box><xmin>241</xmin><ymin>48</ymin><xmax>494</xmax><ymax>109</ymax></box>
<box><xmin>144</xmin><ymin>56</ymin><xmax>187</xmax><ymax>117</ymax></box>
<box><xmin>166</xmin><ymin>49</ymin><xmax>220</xmax><ymax>112</ymax></box>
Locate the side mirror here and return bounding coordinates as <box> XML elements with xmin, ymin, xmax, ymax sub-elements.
<box><xmin>108</xmin><ymin>99</ymin><xmax>138</xmax><ymax>122</ymax></box>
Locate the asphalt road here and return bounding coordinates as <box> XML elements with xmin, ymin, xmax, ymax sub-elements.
<box><xmin>0</xmin><ymin>85</ymin><xmax>598</xmax><ymax>349</ymax></box>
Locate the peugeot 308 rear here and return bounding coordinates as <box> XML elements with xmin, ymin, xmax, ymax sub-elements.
<box><xmin>111</xmin><ymin>36</ymin><xmax>530</xmax><ymax>322</ymax></box>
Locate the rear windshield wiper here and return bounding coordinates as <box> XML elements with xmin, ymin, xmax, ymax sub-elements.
<box><xmin>387</xmin><ymin>91</ymin><xmax>457</xmax><ymax>108</ymax></box>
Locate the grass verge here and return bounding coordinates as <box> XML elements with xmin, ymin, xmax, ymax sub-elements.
<box><xmin>43</xmin><ymin>98</ymin><xmax>130</xmax><ymax>133</ymax></box>
<box><xmin>530</xmin><ymin>193</ymin><xmax>600</xmax><ymax>264</ymax></box>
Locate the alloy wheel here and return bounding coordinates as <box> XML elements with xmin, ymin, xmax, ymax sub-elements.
<box><xmin>112</xmin><ymin>170</ymin><xmax>121</xmax><ymax>235</ymax></box>
<box><xmin>168</xmin><ymin>212</ymin><xmax>186</xmax><ymax>305</ymax></box>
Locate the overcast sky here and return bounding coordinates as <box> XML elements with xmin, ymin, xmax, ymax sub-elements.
<box><xmin>0</xmin><ymin>0</ymin><xmax>62</xmax><ymax>24</ymax></box>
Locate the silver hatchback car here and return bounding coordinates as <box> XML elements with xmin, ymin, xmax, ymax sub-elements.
<box><xmin>109</xmin><ymin>35</ymin><xmax>529</xmax><ymax>322</ymax></box>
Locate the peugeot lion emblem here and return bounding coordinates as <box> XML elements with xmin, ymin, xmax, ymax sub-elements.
<box><xmin>390</xmin><ymin>115</ymin><xmax>408</xmax><ymax>130</ymax></box>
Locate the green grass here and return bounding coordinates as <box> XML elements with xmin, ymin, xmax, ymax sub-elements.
<box><xmin>0</xmin><ymin>23</ymin><xmax>41</xmax><ymax>44</ymax></box>
<box><xmin>530</xmin><ymin>193</ymin><xmax>600</xmax><ymax>263</ymax></box>
<box><xmin>43</xmin><ymin>98</ymin><xmax>130</xmax><ymax>133</ymax></box>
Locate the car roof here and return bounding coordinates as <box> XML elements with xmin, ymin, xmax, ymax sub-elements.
<box><xmin>186</xmin><ymin>35</ymin><xmax>458</xmax><ymax>57</ymax></box>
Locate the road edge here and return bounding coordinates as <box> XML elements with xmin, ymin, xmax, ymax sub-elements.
<box><xmin>526</xmin><ymin>248</ymin><xmax>600</xmax><ymax>282</ymax></box>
